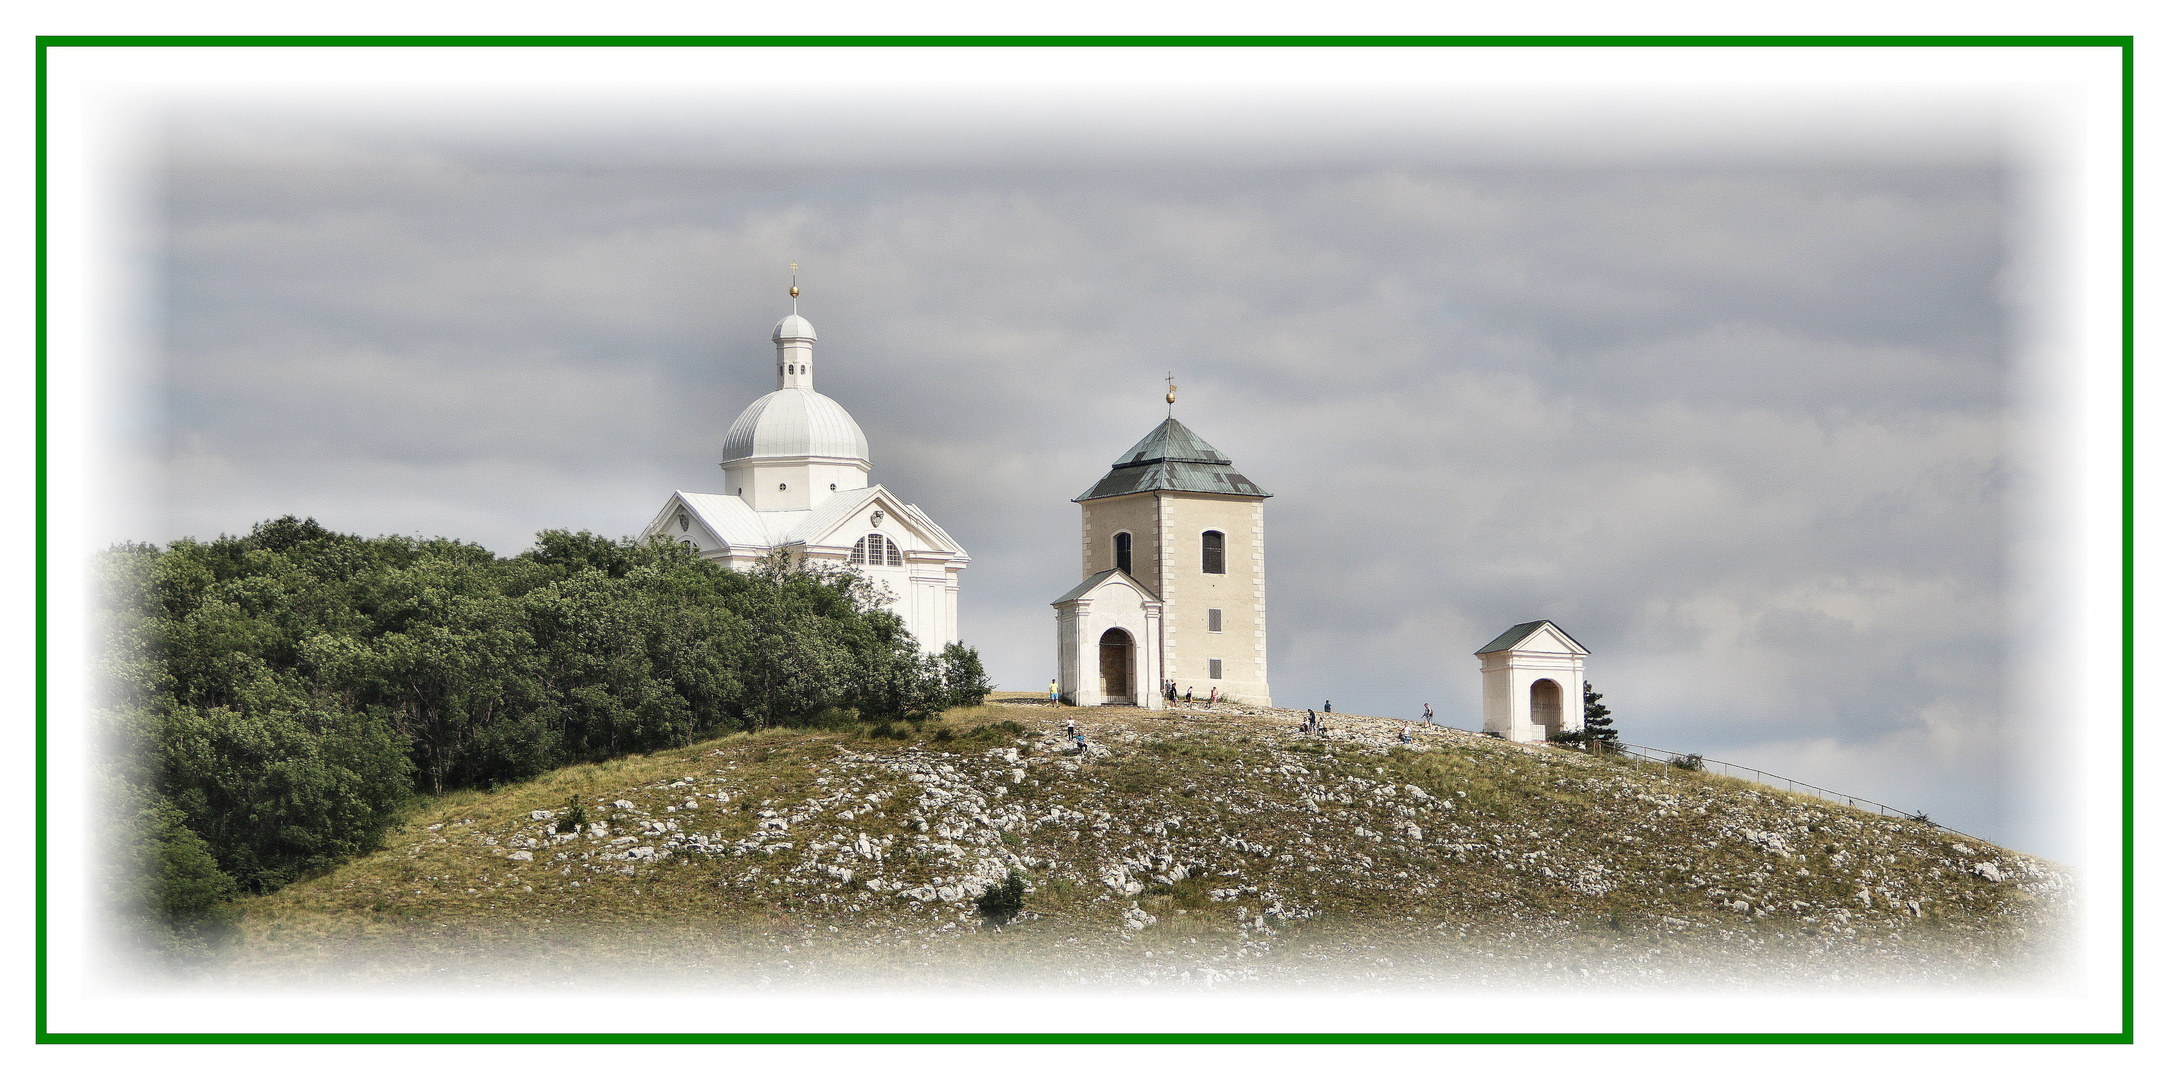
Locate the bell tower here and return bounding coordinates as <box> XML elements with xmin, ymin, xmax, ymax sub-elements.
<box><xmin>1057</xmin><ymin>384</ymin><xmax>1272</xmax><ymax>707</ymax></box>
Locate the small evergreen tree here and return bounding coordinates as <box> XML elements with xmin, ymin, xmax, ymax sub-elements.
<box><xmin>1581</xmin><ymin>681</ymin><xmax>1618</xmax><ymax>745</ymax></box>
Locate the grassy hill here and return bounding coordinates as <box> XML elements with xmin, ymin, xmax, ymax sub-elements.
<box><xmin>220</xmin><ymin>697</ymin><xmax>2071</xmax><ymax>991</ymax></box>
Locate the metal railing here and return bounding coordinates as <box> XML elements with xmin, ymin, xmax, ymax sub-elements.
<box><xmin>1403</xmin><ymin>720</ymin><xmax>1979</xmax><ymax>842</ymax></box>
<box><xmin>1584</xmin><ymin>739</ymin><xmax>1985</xmax><ymax>843</ymax></box>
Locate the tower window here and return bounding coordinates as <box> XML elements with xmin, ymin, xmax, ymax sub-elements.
<box><xmin>1201</xmin><ymin>531</ymin><xmax>1225</xmax><ymax>575</ymax></box>
<box><xmin>850</xmin><ymin>533</ymin><xmax>905</xmax><ymax>567</ymax></box>
<box><xmin>1208</xmin><ymin>608</ymin><xmax>1222</xmax><ymax>632</ymax></box>
<box><xmin>1114</xmin><ymin>532</ymin><xmax>1132</xmax><ymax>576</ymax></box>
<box><xmin>1208</xmin><ymin>659</ymin><xmax>1223</xmax><ymax>680</ymax></box>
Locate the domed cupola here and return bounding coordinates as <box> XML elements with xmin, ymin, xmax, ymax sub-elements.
<box><xmin>720</xmin><ymin>296</ymin><xmax>874</xmax><ymax>511</ymax></box>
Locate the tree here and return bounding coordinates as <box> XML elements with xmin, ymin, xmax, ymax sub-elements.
<box><xmin>938</xmin><ymin>642</ymin><xmax>994</xmax><ymax>708</ymax></box>
<box><xmin>1581</xmin><ymin>681</ymin><xmax>1618</xmax><ymax>745</ymax></box>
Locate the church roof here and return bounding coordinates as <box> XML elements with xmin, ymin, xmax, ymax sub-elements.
<box><xmin>1475</xmin><ymin>620</ymin><xmax>1589</xmax><ymax>656</ymax></box>
<box><xmin>772</xmin><ymin>313</ymin><xmax>816</xmax><ymax>341</ymax></box>
<box><xmin>720</xmin><ymin>387</ymin><xmax>871</xmax><ymax>466</ymax></box>
<box><xmin>1074</xmin><ymin>417</ymin><xmax>1271</xmax><ymax>502</ymax></box>
<box><xmin>661</xmin><ymin>486</ymin><xmax>968</xmax><ymax>559</ymax></box>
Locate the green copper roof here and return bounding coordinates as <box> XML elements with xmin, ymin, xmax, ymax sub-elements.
<box><xmin>1075</xmin><ymin>417</ymin><xmax>1272</xmax><ymax>502</ymax></box>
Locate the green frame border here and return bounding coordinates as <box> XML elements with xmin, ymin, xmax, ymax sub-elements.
<box><xmin>31</xmin><ymin>34</ymin><xmax>2135</xmax><ymax>1046</ymax></box>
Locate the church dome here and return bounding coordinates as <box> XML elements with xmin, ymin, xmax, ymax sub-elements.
<box><xmin>772</xmin><ymin>313</ymin><xmax>817</xmax><ymax>342</ymax></box>
<box><xmin>720</xmin><ymin>387</ymin><xmax>870</xmax><ymax>465</ymax></box>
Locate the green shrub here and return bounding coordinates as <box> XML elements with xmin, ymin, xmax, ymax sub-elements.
<box><xmin>556</xmin><ymin>799</ymin><xmax>589</xmax><ymax>834</ymax></box>
<box><xmin>977</xmin><ymin>869</ymin><xmax>1028</xmax><ymax>924</ymax></box>
<box><xmin>1668</xmin><ymin>753</ymin><xmax>1705</xmax><ymax>772</ymax></box>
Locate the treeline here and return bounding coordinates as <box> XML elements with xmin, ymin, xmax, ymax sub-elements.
<box><xmin>96</xmin><ymin>516</ymin><xmax>991</xmax><ymax>956</ymax></box>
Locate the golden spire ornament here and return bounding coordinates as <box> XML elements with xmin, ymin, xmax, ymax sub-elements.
<box><xmin>789</xmin><ymin>262</ymin><xmax>799</xmax><ymax>312</ymax></box>
<box><xmin>1165</xmin><ymin>372</ymin><xmax>1177</xmax><ymax>416</ymax></box>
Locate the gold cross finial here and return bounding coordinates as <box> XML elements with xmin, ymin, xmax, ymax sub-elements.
<box><xmin>1165</xmin><ymin>371</ymin><xmax>1177</xmax><ymax>415</ymax></box>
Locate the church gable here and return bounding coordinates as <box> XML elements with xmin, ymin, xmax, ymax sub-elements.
<box><xmin>648</xmin><ymin>490</ymin><xmax>773</xmax><ymax>553</ymax></box>
<box><xmin>794</xmin><ymin>487</ymin><xmax>962</xmax><ymax>562</ymax></box>
<box><xmin>646</xmin><ymin>495</ymin><xmax>722</xmax><ymax>553</ymax></box>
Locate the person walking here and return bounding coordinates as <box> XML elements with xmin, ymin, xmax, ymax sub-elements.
<box><xmin>1049</xmin><ymin>678</ymin><xmax>1059</xmax><ymax>705</ymax></box>
<box><xmin>1208</xmin><ymin>687</ymin><xmax>1218</xmax><ymax>706</ymax></box>
<box><xmin>1305</xmin><ymin>708</ymin><xmax>1317</xmax><ymax>733</ymax></box>
<box><xmin>1422</xmin><ymin>703</ymin><xmax>1434</xmax><ymax>724</ymax></box>
<box><xmin>1184</xmin><ymin>687</ymin><xmax>1193</xmax><ymax>704</ymax></box>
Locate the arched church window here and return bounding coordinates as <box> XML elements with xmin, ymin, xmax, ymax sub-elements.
<box><xmin>1201</xmin><ymin>531</ymin><xmax>1225</xmax><ymax>575</ymax></box>
<box><xmin>850</xmin><ymin>533</ymin><xmax>905</xmax><ymax>568</ymax></box>
<box><xmin>1114</xmin><ymin>532</ymin><xmax>1132</xmax><ymax>576</ymax></box>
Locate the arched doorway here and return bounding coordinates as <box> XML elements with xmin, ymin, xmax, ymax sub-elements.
<box><xmin>1099</xmin><ymin>628</ymin><xmax>1135</xmax><ymax>704</ymax></box>
<box><xmin>1530</xmin><ymin>678</ymin><xmax>1563</xmax><ymax>739</ymax></box>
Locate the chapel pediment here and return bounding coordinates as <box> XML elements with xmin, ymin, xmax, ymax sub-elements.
<box><xmin>1475</xmin><ymin>620</ymin><xmax>1589</xmax><ymax>657</ymax></box>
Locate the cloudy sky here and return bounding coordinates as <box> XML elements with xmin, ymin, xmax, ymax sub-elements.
<box><xmin>92</xmin><ymin>66</ymin><xmax>2075</xmax><ymax>856</ymax></box>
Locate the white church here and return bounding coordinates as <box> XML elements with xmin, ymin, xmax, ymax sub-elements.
<box><xmin>640</xmin><ymin>287</ymin><xmax>968</xmax><ymax>650</ymax></box>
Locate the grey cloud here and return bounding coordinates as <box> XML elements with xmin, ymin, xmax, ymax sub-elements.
<box><xmin>129</xmin><ymin>114</ymin><xmax>2045</xmax><ymax>853</ymax></box>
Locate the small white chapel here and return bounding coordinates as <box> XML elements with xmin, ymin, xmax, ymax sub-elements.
<box><xmin>1475</xmin><ymin>619</ymin><xmax>1588</xmax><ymax>743</ymax></box>
<box><xmin>640</xmin><ymin>278</ymin><xmax>968</xmax><ymax>650</ymax></box>
<box><xmin>1053</xmin><ymin>388</ymin><xmax>1272</xmax><ymax>707</ymax></box>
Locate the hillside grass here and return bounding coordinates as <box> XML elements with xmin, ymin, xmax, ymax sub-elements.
<box><xmin>220</xmin><ymin>702</ymin><xmax>2069</xmax><ymax>987</ymax></box>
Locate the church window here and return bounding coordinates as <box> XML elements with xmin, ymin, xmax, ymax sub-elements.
<box><xmin>1201</xmin><ymin>531</ymin><xmax>1225</xmax><ymax>574</ymax></box>
<box><xmin>850</xmin><ymin>533</ymin><xmax>905</xmax><ymax>567</ymax></box>
<box><xmin>779</xmin><ymin>483</ymin><xmax>787</xmax><ymax>490</ymax></box>
<box><xmin>678</xmin><ymin>512</ymin><xmax>689</xmax><ymax>532</ymax></box>
<box><xmin>830</xmin><ymin>483</ymin><xmax>837</xmax><ymax>491</ymax></box>
<box><xmin>1208</xmin><ymin>608</ymin><xmax>1222</xmax><ymax>632</ymax></box>
<box><xmin>1208</xmin><ymin>659</ymin><xmax>1223</xmax><ymax>679</ymax></box>
<box><xmin>1114</xmin><ymin>532</ymin><xmax>1132</xmax><ymax>576</ymax></box>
